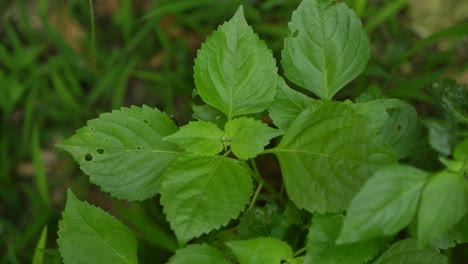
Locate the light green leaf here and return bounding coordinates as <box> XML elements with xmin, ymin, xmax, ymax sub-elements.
<box><xmin>224</xmin><ymin>117</ymin><xmax>283</xmax><ymax>160</ymax></box>
<box><xmin>349</xmin><ymin>99</ymin><xmax>389</xmax><ymax>133</ymax></box>
<box><xmin>373</xmin><ymin>238</ymin><xmax>448</xmax><ymax>264</ymax></box>
<box><xmin>273</xmin><ymin>101</ymin><xmax>396</xmax><ymax>213</ymax></box>
<box><xmin>164</xmin><ymin>120</ymin><xmax>224</xmax><ymax>156</ymax></box>
<box><xmin>226</xmin><ymin>237</ymin><xmax>293</xmax><ymax>264</ymax></box>
<box><xmin>57</xmin><ymin>105</ymin><xmax>180</xmax><ymax>201</ymax></box>
<box><xmin>305</xmin><ymin>214</ymin><xmax>386</xmax><ymax>264</ymax></box>
<box><xmin>424</xmin><ymin>119</ymin><xmax>458</xmax><ymax>156</ymax></box>
<box><xmin>57</xmin><ymin>190</ymin><xmax>138</xmax><ymax>264</ymax></box>
<box><xmin>281</xmin><ymin>0</ymin><xmax>370</xmax><ymax>99</ymax></box>
<box><xmin>168</xmin><ymin>244</ymin><xmax>229</xmax><ymax>264</ymax></box>
<box><xmin>161</xmin><ymin>154</ymin><xmax>253</xmax><ymax>244</ymax></box>
<box><xmin>268</xmin><ymin>77</ymin><xmax>315</xmax><ymax>130</ymax></box>
<box><xmin>417</xmin><ymin>170</ymin><xmax>468</xmax><ymax>247</ymax></box>
<box><xmin>194</xmin><ymin>6</ymin><xmax>277</xmax><ymax>119</ymax></box>
<box><xmin>337</xmin><ymin>165</ymin><xmax>427</xmax><ymax>244</ymax></box>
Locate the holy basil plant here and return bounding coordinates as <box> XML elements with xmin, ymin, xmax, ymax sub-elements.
<box><xmin>56</xmin><ymin>0</ymin><xmax>468</xmax><ymax>263</ymax></box>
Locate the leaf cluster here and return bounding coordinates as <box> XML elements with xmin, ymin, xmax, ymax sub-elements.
<box><xmin>55</xmin><ymin>0</ymin><xmax>468</xmax><ymax>263</ymax></box>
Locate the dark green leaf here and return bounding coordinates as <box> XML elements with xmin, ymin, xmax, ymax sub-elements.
<box><xmin>57</xmin><ymin>106</ymin><xmax>180</xmax><ymax>201</ymax></box>
<box><xmin>429</xmin><ymin>78</ymin><xmax>468</xmax><ymax>124</ymax></box>
<box><xmin>237</xmin><ymin>203</ymin><xmax>284</xmax><ymax>239</ymax></box>
<box><xmin>282</xmin><ymin>0</ymin><xmax>370</xmax><ymax>99</ymax></box>
<box><xmin>161</xmin><ymin>154</ymin><xmax>253</xmax><ymax>244</ymax></box>
<box><xmin>194</xmin><ymin>6</ymin><xmax>277</xmax><ymax>119</ymax></box>
<box><xmin>373</xmin><ymin>238</ymin><xmax>448</xmax><ymax>264</ymax></box>
<box><xmin>57</xmin><ymin>190</ymin><xmax>138</xmax><ymax>264</ymax></box>
<box><xmin>305</xmin><ymin>214</ymin><xmax>387</xmax><ymax>264</ymax></box>
<box><xmin>337</xmin><ymin>165</ymin><xmax>427</xmax><ymax>243</ymax></box>
<box><xmin>268</xmin><ymin>77</ymin><xmax>315</xmax><ymax>130</ymax></box>
<box><xmin>274</xmin><ymin>101</ymin><xmax>396</xmax><ymax>213</ymax></box>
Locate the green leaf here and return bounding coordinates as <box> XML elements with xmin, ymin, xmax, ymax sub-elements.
<box><xmin>352</xmin><ymin>99</ymin><xmax>421</xmax><ymax>159</ymax></box>
<box><xmin>224</xmin><ymin>117</ymin><xmax>283</xmax><ymax>160</ymax></box>
<box><xmin>268</xmin><ymin>77</ymin><xmax>315</xmax><ymax>130</ymax></box>
<box><xmin>32</xmin><ymin>226</ymin><xmax>47</xmax><ymax>264</ymax></box>
<box><xmin>428</xmin><ymin>78</ymin><xmax>468</xmax><ymax>124</ymax></box>
<box><xmin>350</xmin><ymin>99</ymin><xmax>389</xmax><ymax>133</ymax></box>
<box><xmin>273</xmin><ymin>101</ymin><xmax>396</xmax><ymax>213</ymax></box>
<box><xmin>337</xmin><ymin>165</ymin><xmax>427</xmax><ymax>244</ymax></box>
<box><xmin>281</xmin><ymin>0</ymin><xmax>370</xmax><ymax>99</ymax></box>
<box><xmin>305</xmin><ymin>214</ymin><xmax>387</xmax><ymax>264</ymax></box>
<box><xmin>417</xmin><ymin>170</ymin><xmax>468</xmax><ymax>247</ymax></box>
<box><xmin>57</xmin><ymin>105</ymin><xmax>180</xmax><ymax>201</ymax></box>
<box><xmin>431</xmin><ymin>215</ymin><xmax>468</xmax><ymax>249</ymax></box>
<box><xmin>192</xmin><ymin>103</ymin><xmax>227</xmax><ymax>128</ymax></box>
<box><xmin>160</xmin><ymin>154</ymin><xmax>253</xmax><ymax>244</ymax></box>
<box><xmin>373</xmin><ymin>238</ymin><xmax>448</xmax><ymax>264</ymax></box>
<box><xmin>424</xmin><ymin>119</ymin><xmax>458</xmax><ymax>156</ymax></box>
<box><xmin>237</xmin><ymin>203</ymin><xmax>284</xmax><ymax>239</ymax></box>
<box><xmin>226</xmin><ymin>237</ymin><xmax>293</xmax><ymax>264</ymax></box>
<box><xmin>168</xmin><ymin>244</ymin><xmax>229</xmax><ymax>264</ymax></box>
<box><xmin>378</xmin><ymin>99</ymin><xmax>421</xmax><ymax>159</ymax></box>
<box><xmin>164</xmin><ymin>120</ymin><xmax>224</xmax><ymax>156</ymax></box>
<box><xmin>57</xmin><ymin>190</ymin><xmax>138</xmax><ymax>264</ymax></box>
<box><xmin>194</xmin><ymin>6</ymin><xmax>277</xmax><ymax>119</ymax></box>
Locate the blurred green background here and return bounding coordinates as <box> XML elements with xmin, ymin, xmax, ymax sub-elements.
<box><xmin>0</xmin><ymin>0</ymin><xmax>467</xmax><ymax>263</ymax></box>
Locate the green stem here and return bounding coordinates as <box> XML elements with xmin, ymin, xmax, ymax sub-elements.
<box><xmin>249</xmin><ymin>182</ymin><xmax>263</xmax><ymax>209</ymax></box>
<box><xmin>293</xmin><ymin>246</ymin><xmax>306</xmax><ymax>257</ymax></box>
<box><xmin>249</xmin><ymin>158</ymin><xmax>281</xmax><ymax>202</ymax></box>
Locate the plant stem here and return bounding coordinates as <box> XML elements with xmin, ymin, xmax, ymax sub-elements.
<box><xmin>249</xmin><ymin>182</ymin><xmax>263</xmax><ymax>209</ymax></box>
<box><xmin>249</xmin><ymin>159</ymin><xmax>282</xmax><ymax>202</ymax></box>
<box><xmin>293</xmin><ymin>246</ymin><xmax>306</xmax><ymax>257</ymax></box>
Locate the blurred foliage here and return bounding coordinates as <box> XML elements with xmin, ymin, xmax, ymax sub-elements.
<box><xmin>0</xmin><ymin>0</ymin><xmax>466</xmax><ymax>263</ymax></box>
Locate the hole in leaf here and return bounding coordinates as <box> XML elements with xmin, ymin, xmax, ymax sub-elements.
<box><xmin>105</xmin><ymin>138</ymin><xmax>109</xmax><ymax>143</ymax></box>
<box><xmin>97</xmin><ymin>149</ymin><xmax>104</xmax><ymax>154</ymax></box>
<box><xmin>292</xmin><ymin>29</ymin><xmax>299</xmax><ymax>38</ymax></box>
<box><xmin>137</xmin><ymin>146</ymin><xmax>142</xmax><ymax>150</ymax></box>
<box><xmin>85</xmin><ymin>153</ymin><xmax>93</xmax><ymax>161</ymax></box>
<box><xmin>89</xmin><ymin>127</ymin><xmax>95</xmax><ymax>131</ymax></box>
<box><xmin>396</xmin><ymin>124</ymin><xmax>402</xmax><ymax>131</ymax></box>
<box><xmin>143</xmin><ymin>120</ymin><xmax>149</xmax><ymax>124</ymax></box>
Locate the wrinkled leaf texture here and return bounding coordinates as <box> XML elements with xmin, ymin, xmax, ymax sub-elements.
<box><xmin>57</xmin><ymin>105</ymin><xmax>180</xmax><ymax>201</ymax></box>
<box><xmin>282</xmin><ymin>0</ymin><xmax>370</xmax><ymax>99</ymax></box>
<box><xmin>161</xmin><ymin>154</ymin><xmax>253</xmax><ymax>244</ymax></box>
<box><xmin>273</xmin><ymin>101</ymin><xmax>396</xmax><ymax>213</ymax></box>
